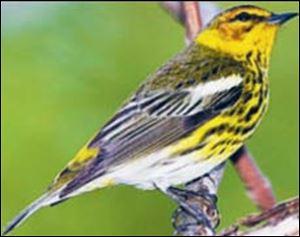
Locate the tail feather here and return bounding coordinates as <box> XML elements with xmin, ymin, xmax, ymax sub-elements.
<box><xmin>2</xmin><ymin>192</ymin><xmax>61</xmax><ymax>236</ymax></box>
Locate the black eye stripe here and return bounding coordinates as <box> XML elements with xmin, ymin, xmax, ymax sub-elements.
<box><xmin>235</xmin><ymin>12</ymin><xmax>252</xmax><ymax>21</ymax></box>
<box><xmin>232</xmin><ymin>12</ymin><xmax>266</xmax><ymax>22</ymax></box>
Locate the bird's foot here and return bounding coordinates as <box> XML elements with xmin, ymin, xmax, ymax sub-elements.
<box><xmin>166</xmin><ymin>186</ymin><xmax>219</xmax><ymax>236</ymax></box>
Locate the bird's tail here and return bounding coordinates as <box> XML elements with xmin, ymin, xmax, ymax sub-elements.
<box><xmin>2</xmin><ymin>191</ymin><xmax>63</xmax><ymax>236</ymax></box>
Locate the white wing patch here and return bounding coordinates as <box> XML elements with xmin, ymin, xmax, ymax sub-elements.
<box><xmin>181</xmin><ymin>74</ymin><xmax>243</xmax><ymax>115</ymax></box>
<box><xmin>188</xmin><ymin>74</ymin><xmax>243</xmax><ymax>106</ymax></box>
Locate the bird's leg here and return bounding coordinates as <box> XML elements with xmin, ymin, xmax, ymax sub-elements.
<box><xmin>167</xmin><ymin>186</ymin><xmax>215</xmax><ymax>225</ymax></box>
<box><xmin>164</xmin><ymin>186</ymin><xmax>219</xmax><ymax>235</ymax></box>
<box><xmin>172</xmin><ymin>207</ymin><xmax>216</xmax><ymax>236</ymax></box>
<box><xmin>167</xmin><ymin>163</ymin><xmax>224</xmax><ymax>236</ymax></box>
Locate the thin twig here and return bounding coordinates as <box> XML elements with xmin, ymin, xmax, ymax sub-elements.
<box><xmin>230</xmin><ymin>146</ymin><xmax>276</xmax><ymax>211</ymax></box>
<box><xmin>182</xmin><ymin>2</ymin><xmax>202</xmax><ymax>44</ymax></box>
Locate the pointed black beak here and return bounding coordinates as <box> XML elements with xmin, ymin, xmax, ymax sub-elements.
<box><xmin>268</xmin><ymin>12</ymin><xmax>298</xmax><ymax>25</ymax></box>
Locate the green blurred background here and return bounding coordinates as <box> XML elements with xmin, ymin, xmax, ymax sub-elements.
<box><xmin>1</xmin><ymin>2</ymin><xmax>299</xmax><ymax>236</ymax></box>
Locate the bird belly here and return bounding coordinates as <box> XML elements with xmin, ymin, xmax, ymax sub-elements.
<box><xmin>98</xmin><ymin>146</ymin><xmax>233</xmax><ymax>191</ymax></box>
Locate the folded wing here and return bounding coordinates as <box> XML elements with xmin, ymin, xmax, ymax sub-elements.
<box><xmin>59</xmin><ymin>74</ymin><xmax>243</xmax><ymax>197</ymax></box>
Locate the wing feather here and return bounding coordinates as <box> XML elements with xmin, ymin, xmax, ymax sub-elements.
<box><xmin>60</xmin><ymin>75</ymin><xmax>243</xmax><ymax>197</ymax></box>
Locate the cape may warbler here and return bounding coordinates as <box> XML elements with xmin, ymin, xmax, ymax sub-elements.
<box><xmin>3</xmin><ymin>5</ymin><xmax>298</xmax><ymax>235</ymax></box>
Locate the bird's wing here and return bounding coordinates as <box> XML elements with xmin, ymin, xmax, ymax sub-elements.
<box><xmin>57</xmin><ymin>74</ymin><xmax>244</xmax><ymax>197</ymax></box>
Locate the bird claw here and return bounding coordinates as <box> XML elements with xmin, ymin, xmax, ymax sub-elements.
<box><xmin>166</xmin><ymin>186</ymin><xmax>220</xmax><ymax>235</ymax></box>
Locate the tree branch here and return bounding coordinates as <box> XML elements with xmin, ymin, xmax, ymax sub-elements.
<box><xmin>220</xmin><ymin>197</ymin><xmax>299</xmax><ymax>236</ymax></box>
<box><xmin>230</xmin><ymin>147</ymin><xmax>276</xmax><ymax>211</ymax></box>
<box><xmin>182</xmin><ymin>2</ymin><xmax>202</xmax><ymax>44</ymax></box>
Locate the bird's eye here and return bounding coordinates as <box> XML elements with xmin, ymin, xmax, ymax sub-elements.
<box><xmin>234</xmin><ymin>12</ymin><xmax>252</xmax><ymax>22</ymax></box>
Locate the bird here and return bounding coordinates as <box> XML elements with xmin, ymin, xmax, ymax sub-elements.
<box><xmin>2</xmin><ymin>5</ymin><xmax>298</xmax><ymax>236</ymax></box>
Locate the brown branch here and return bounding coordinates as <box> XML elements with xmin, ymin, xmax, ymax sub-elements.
<box><xmin>182</xmin><ymin>2</ymin><xmax>202</xmax><ymax>44</ymax></box>
<box><xmin>230</xmin><ymin>146</ymin><xmax>276</xmax><ymax>211</ymax></box>
<box><xmin>219</xmin><ymin>197</ymin><xmax>299</xmax><ymax>236</ymax></box>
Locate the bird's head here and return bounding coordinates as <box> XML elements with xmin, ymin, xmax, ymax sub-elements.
<box><xmin>196</xmin><ymin>5</ymin><xmax>298</xmax><ymax>63</ymax></box>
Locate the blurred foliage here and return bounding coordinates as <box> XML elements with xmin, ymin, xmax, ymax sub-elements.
<box><xmin>1</xmin><ymin>2</ymin><xmax>299</xmax><ymax>236</ymax></box>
